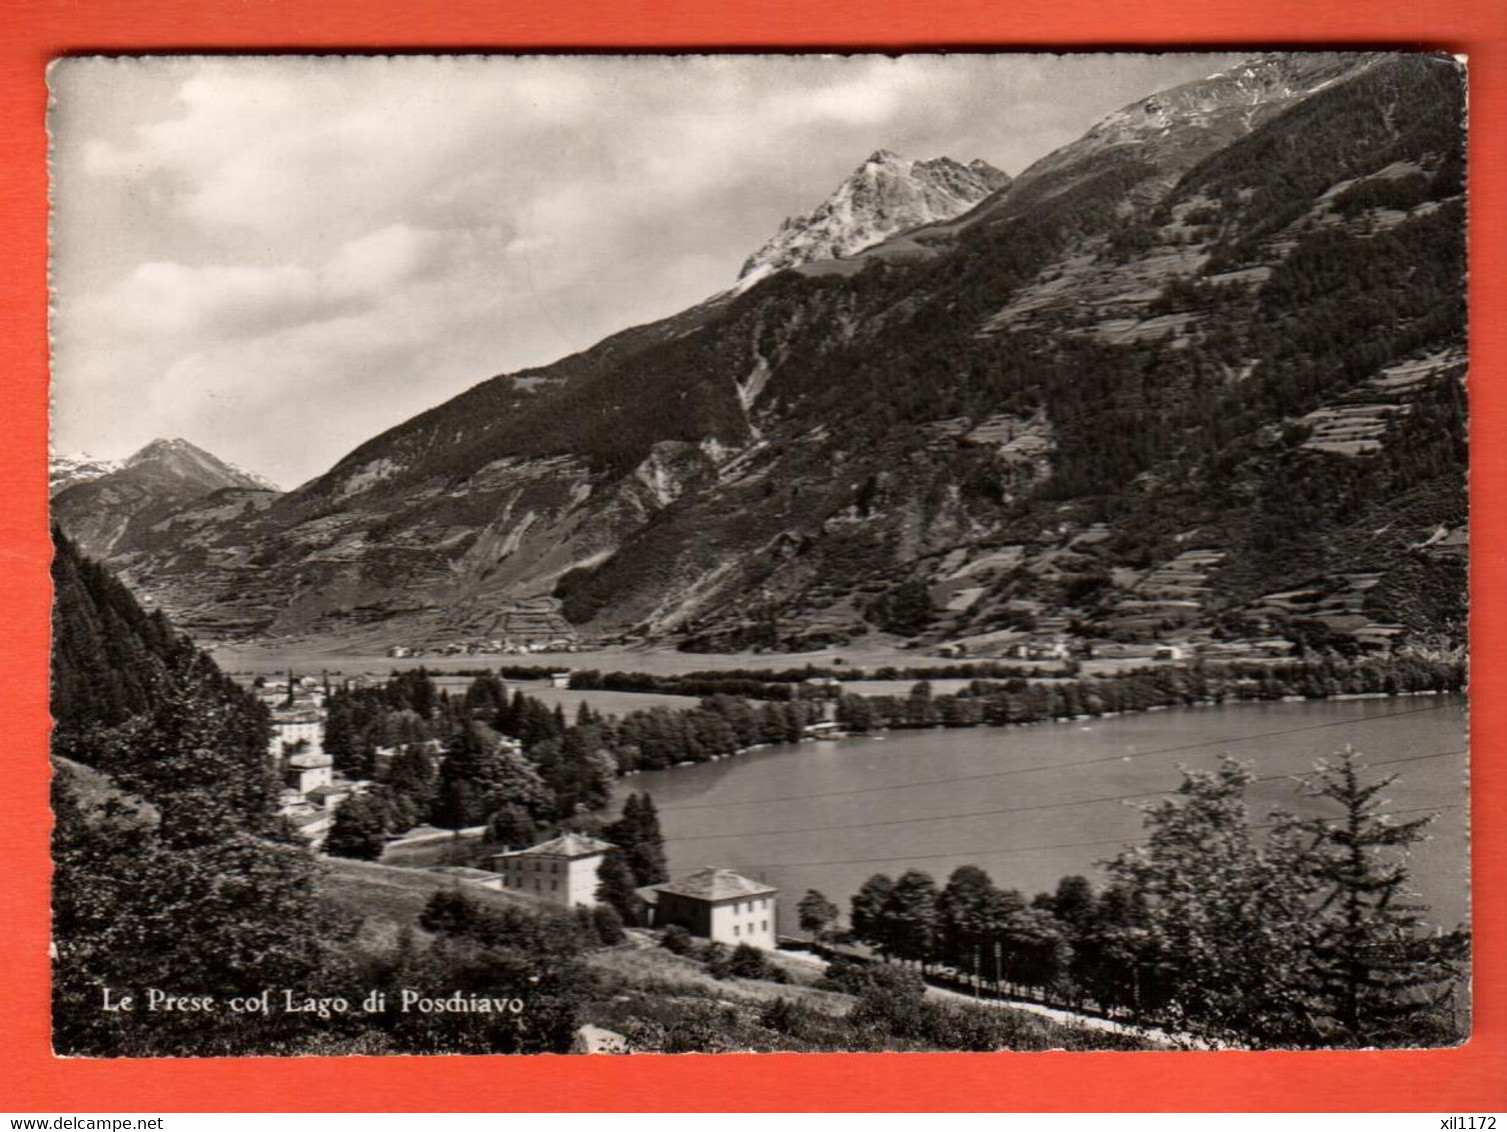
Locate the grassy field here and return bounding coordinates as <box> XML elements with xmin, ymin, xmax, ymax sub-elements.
<box><xmin>317</xmin><ymin>854</ymin><xmax>539</xmax><ymax>923</ymax></box>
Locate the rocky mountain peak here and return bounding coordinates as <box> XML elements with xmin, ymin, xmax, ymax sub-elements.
<box><xmin>121</xmin><ymin>437</ymin><xmax>280</xmax><ymax>491</ymax></box>
<box><xmin>736</xmin><ymin>149</ymin><xmax>1011</xmax><ymax>289</ymax></box>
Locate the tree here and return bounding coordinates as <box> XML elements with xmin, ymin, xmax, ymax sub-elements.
<box><xmin>882</xmin><ymin>869</ymin><xmax>940</xmax><ymax>968</ymax></box>
<box><xmin>387</xmin><ymin>743</ymin><xmax>438</xmax><ymax>813</ymax></box>
<box><xmin>591</xmin><ymin>903</ymin><xmax>627</xmax><ymax>946</ymax></box>
<box><xmin>534</xmin><ymin>727</ymin><xmax>617</xmax><ymax>816</ymax></box>
<box><xmin>1051</xmin><ymin>875</ymin><xmax>1097</xmax><ymax>935</ymax></box>
<box><xmin>937</xmin><ymin>865</ymin><xmax>998</xmax><ymax>975</ymax></box>
<box><xmin>1071</xmin><ymin>883</ymin><xmax>1152</xmax><ymax>1015</ymax></box>
<box><xmin>1290</xmin><ymin>747</ymin><xmax>1469</xmax><ymax>1046</ymax></box>
<box><xmin>52</xmin><ymin>770</ymin><xmax>344</xmax><ymax>1056</ymax></box>
<box><xmin>324</xmin><ymin>795</ymin><xmax>386</xmax><ymax>860</ymax></box>
<box><xmin>605</xmin><ymin>793</ymin><xmax>669</xmax><ymax>886</ymax></box>
<box><xmin>850</xmin><ymin>874</ymin><xmax>895</xmax><ymax>955</ymax></box>
<box><xmin>595</xmin><ymin>847</ymin><xmax>641</xmax><ymax>924</ymax></box>
<box><xmin>997</xmin><ymin>906</ymin><xmax>1073</xmax><ymax>993</ymax></box>
<box><xmin>486</xmin><ymin>805</ymin><xmax>537</xmax><ymax>849</ymax></box>
<box><xmin>720</xmin><ymin>942</ymin><xmax>778</xmax><ymax>981</ymax></box>
<box><xmin>845</xmin><ymin>962</ymin><xmax>930</xmax><ymax>1038</ymax></box>
<box><xmin>797</xmin><ymin>889</ymin><xmax>841</xmax><ymax>942</ymax></box>
<box><xmin>433</xmin><ymin>723</ymin><xmax>553</xmax><ymax>830</ymax></box>
<box><xmin>1105</xmin><ymin>756</ymin><xmax>1315</xmax><ymax>1041</ymax></box>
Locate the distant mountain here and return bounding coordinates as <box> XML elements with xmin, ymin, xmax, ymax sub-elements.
<box><xmin>736</xmin><ymin>151</ymin><xmax>1010</xmax><ymax>289</ymax></box>
<box><xmin>121</xmin><ymin>438</ymin><xmax>280</xmax><ymax>493</ymax></box>
<box><xmin>51</xmin><ymin>438</ymin><xmax>281</xmax><ymax>561</ymax></box>
<box><xmin>87</xmin><ymin>53</ymin><xmax>1467</xmax><ymax>658</ymax></box>
<box><xmin>49</xmin><ymin>452</ymin><xmax>122</xmax><ymax>497</ymax></box>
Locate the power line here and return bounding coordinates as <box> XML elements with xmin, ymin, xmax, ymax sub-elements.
<box><xmin>664</xmin><ymin>747</ymin><xmax>1466</xmax><ymax>845</ymax></box>
<box><xmin>722</xmin><ymin>802</ymin><xmax>1465</xmax><ymax>873</ymax></box>
<box><xmin>656</xmin><ymin>701</ymin><xmax>1458</xmax><ymax>814</ymax></box>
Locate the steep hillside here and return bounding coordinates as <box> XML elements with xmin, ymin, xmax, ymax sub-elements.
<box><xmin>92</xmin><ymin>53</ymin><xmax>1467</xmax><ymax>657</ymax></box>
<box><xmin>52</xmin><ymin>437</ymin><xmax>280</xmax><ymax>560</ymax></box>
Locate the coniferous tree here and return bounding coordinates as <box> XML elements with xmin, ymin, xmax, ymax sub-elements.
<box><xmin>595</xmin><ymin>847</ymin><xmax>641</xmax><ymax>924</ymax></box>
<box><xmin>605</xmin><ymin>792</ymin><xmax>669</xmax><ymax>886</ymax></box>
<box><xmin>1290</xmin><ymin>747</ymin><xmax>1469</xmax><ymax>1046</ymax></box>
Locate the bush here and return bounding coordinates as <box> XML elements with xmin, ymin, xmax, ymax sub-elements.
<box><xmin>591</xmin><ymin>904</ymin><xmax>627</xmax><ymax>946</ymax></box>
<box><xmin>719</xmin><ymin>942</ymin><xmax>783</xmax><ymax>982</ymax></box>
<box><xmin>819</xmin><ymin>956</ymin><xmax>925</xmax><ymax>1000</ymax></box>
<box><xmin>759</xmin><ymin>996</ymin><xmax>813</xmax><ymax>1038</ymax></box>
<box><xmin>660</xmin><ymin>924</ymin><xmax>694</xmax><ymax>955</ymax></box>
<box><xmin>701</xmin><ymin>941</ymin><xmax>730</xmax><ymax>977</ymax></box>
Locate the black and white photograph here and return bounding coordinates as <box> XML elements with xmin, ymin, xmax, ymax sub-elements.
<box><xmin>47</xmin><ymin>51</ymin><xmax>1469</xmax><ymax>1057</ymax></box>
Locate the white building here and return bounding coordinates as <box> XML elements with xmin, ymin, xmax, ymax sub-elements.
<box><xmin>284</xmin><ymin>750</ymin><xmax>334</xmax><ymax>795</ymax></box>
<box><xmin>645</xmin><ymin>868</ymin><xmax>778</xmax><ymax>950</ymax></box>
<box><xmin>289</xmin><ymin>809</ymin><xmax>332</xmax><ymax>847</ymax></box>
<box><xmin>493</xmin><ymin>832</ymin><xmax>614</xmax><ymax>908</ymax></box>
<box><xmin>269</xmin><ymin>708</ymin><xmax>324</xmax><ymax>761</ymax></box>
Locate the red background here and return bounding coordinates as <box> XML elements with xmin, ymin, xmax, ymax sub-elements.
<box><xmin>1</xmin><ymin>0</ymin><xmax>1503</xmax><ymax>1112</ymax></box>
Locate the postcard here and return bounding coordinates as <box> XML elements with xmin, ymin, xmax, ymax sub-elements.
<box><xmin>46</xmin><ymin>51</ymin><xmax>1469</xmax><ymax>1057</ymax></box>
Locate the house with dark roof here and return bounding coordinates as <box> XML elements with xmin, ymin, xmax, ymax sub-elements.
<box><xmin>492</xmin><ymin>832</ymin><xmax>615</xmax><ymax>908</ymax></box>
<box><xmin>642</xmin><ymin>868</ymin><xmax>778</xmax><ymax>949</ymax></box>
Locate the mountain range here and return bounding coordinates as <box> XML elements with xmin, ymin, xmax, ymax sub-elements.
<box><xmin>52</xmin><ymin>52</ymin><xmax>1467</xmax><ymax>657</ymax></box>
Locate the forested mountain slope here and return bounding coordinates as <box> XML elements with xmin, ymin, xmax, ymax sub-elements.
<box><xmin>80</xmin><ymin>53</ymin><xmax>1466</xmax><ymax>656</ymax></box>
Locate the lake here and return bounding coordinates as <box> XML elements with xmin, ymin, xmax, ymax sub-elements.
<box><xmin>614</xmin><ymin>695</ymin><xmax>1469</xmax><ymax>933</ymax></box>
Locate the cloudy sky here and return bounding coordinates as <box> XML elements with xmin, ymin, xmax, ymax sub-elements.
<box><xmin>50</xmin><ymin>53</ymin><xmax>1240</xmax><ymax>487</ymax></box>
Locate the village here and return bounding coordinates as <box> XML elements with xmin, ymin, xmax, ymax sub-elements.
<box><xmin>259</xmin><ymin>672</ymin><xmax>783</xmax><ymax>953</ymax></box>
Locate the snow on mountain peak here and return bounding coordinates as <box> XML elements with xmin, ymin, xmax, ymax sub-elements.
<box><xmin>48</xmin><ymin>451</ymin><xmax>122</xmax><ymax>495</ymax></box>
<box><xmin>736</xmin><ymin>150</ymin><xmax>1010</xmax><ymax>289</ymax></box>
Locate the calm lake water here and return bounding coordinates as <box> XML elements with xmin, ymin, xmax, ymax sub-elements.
<box><xmin>614</xmin><ymin>695</ymin><xmax>1470</xmax><ymax>933</ymax></box>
